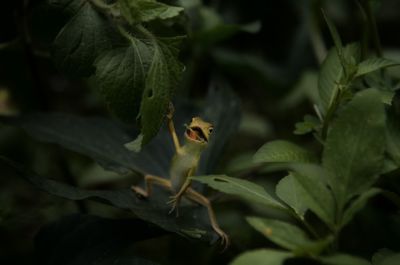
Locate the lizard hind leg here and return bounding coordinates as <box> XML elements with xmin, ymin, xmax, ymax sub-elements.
<box><xmin>186</xmin><ymin>188</ymin><xmax>230</xmax><ymax>250</ymax></box>
<box><xmin>131</xmin><ymin>174</ymin><xmax>172</xmax><ymax>198</ymax></box>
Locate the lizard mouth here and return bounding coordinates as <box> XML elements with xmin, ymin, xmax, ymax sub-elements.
<box><xmin>185</xmin><ymin>126</ymin><xmax>208</xmax><ymax>143</ymax></box>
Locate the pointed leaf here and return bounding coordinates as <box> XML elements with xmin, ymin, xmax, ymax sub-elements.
<box><xmin>246</xmin><ymin>217</ymin><xmax>331</xmax><ymax>255</ymax></box>
<box><xmin>191</xmin><ymin>175</ymin><xmax>285</xmax><ymax>210</ymax></box>
<box><xmin>322</xmin><ymin>11</ymin><xmax>343</xmax><ymax>53</ymax></box>
<box><xmin>230</xmin><ymin>249</ymin><xmax>292</xmax><ymax>265</ymax></box>
<box><xmin>253</xmin><ymin>140</ymin><xmax>317</xmax><ymax>164</ymax></box>
<box><xmin>276</xmin><ymin>173</ymin><xmax>308</xmax><ymax>218</ymax></box>
<box><xmin>323</xmin><ymin>89</ymin><xmax>386</xmax><ymax>210</ymax></box>
<box><xmin>356</xmin><ymin>58</ymin><xmax>400</xmax><ymax>77</ymax></box>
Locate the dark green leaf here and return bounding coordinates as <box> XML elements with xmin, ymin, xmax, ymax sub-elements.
<box><xmin>119</xmin><ymin>0</ymin><xmax>184</xmax><ymax>25</ymax></box>
<box><xmin>53</xmin><ymin>2</ymin><xmax>116</xmax><ymax>76</ymax></box>
<box><xmin>191</xmin><ymin>175</ymin><xmax>285</xmax><ymax>210</ymax></box>
<box><xmin>35</xmin><ymin>214</ymin><xmax>162</xmax><ymax>265</ymax></box>
<box><xmin>318</xmin><ymin>43</ymin><xmax>360</xmax><ymax>112</ymax></box>
<box><xmin>140</xmin><ymin>37</ymin><xmax>184</xmax><ymax>144</ymax></box>
<box><xmin>321</xmin><ymin>254</ymin><xmax>371</xmax><ymax>265</ymax></box>
<box><xmin>386</xmin><ymin>110</ymin><xmax>400</xmax><ymax>166</ymax></box>
<box><xmin>372</xmin><ymin>249</ymin><xmax>398</xmax><ymax>265</ymax></box>
<box><xmin>289</xmin><ymin>164</ymin><xmax>336</xmax><ymax>228</ymax></box>
<box><xmin>322</xmin><ymin>89</ymin><xmax>386</xmax><ymax>210</ymax></box>
<box><xmin>253</xmin><ymin>140</ymin><xmax>317</xmax><ymax>164</ymax></box>
<box><xmin>49</xmin><ymin>0</ymin><xmax>85</xmax><ymax>16</ymax></box>
<box><xmin>246</xmin><ymin>217</ymin><xmax>330</xmax><ymax>255</ymax></box>
<box><xmin>275</xmin><ymin>173</ymin><xmax>308</xmax><ymax>218</ymax></box>
<box><xmin>95</xmin><ymin>41</ymin><xmax>152</xmax><ymax>122</ymax></box>
<box><xmin>322</xmin><ymin>10</ymin><xmax>343</xmax><ymax>54</ymax></box>
<box><xmin>356</xmin><ymin>58</ymin><xmax>400</xmax><ymax>77</ymax></box>
<box><xmin>294</xmin><ymin>115</ymin><xmax>321</xmax><ymax>135</ymax></box>
<box><xmin>1</xmin><ymin>157</ymin><xmax>218</xmax><ymax>243</ymax></box>
<box><xmin>230</xmin><ymin>249</ymin><xmax>292</xmax><ymax>265</ymax></box>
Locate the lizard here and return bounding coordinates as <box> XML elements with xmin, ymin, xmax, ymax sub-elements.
<box><xmin>131</xmin><ymin>104</ymin><xmax>229</xmax><ymax>248</ymax></box>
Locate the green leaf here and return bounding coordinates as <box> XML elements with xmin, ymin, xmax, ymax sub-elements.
<box><xmin>119</xmin><ymin>0</ymin><xmax>184</xmax><ymax>25</ymax></box>
<box><xmin>230</xmin><ymin>249</ymin><xmax>292</xmax><ymax>265</ymax></box>
<box><xmin>253</xmin><ymin>140</ymin><xmax>317</xmax><ymax>164</ymax></box>
<box><xmin>341</xmin><ymin>188</ymin><xmax>381</xmax><ymax>227</ymax></box>
<box><xmin>322</xmin><ymin>89</ymin><xmax>386</xmax><ymax>210</ymax></box>
<box><xmin>53</xmin><ymin>2</ymin><xmax>116</xmax><ymax>76</ymax></box>
<box><xmin>95</xmin><ymin>41</ymin><xmax>152</xmax><ymax>122</ymax></box>
<box><xmin>35</xmin><ymin>214</ymin><xmax>162</xmax><ymax>265</ymax></box>
<box><xmin>294</xmin><ymin>115</ymin><xmax>321</xmax><ymax>135</ymax></box>
<box><xmin>318</xmin><ymin>43</ymin><xmax>360</xmax><ymax>112</ymax></box>
<box><xmin>191</xmin><ymin>175</ymin><xmax>285</xmax><ymax>210</ymax></box>
<box><xmin>289</xmin><ymin>164</ymin><xmax>336</xmax><ymax>228</ymax></box>
<box><xmin>372</xmin><ymin>249</ymin><xmax>398</xmax><ymax>265</ymax></box>
<box><xmin>1</xmin><ymin>157</ymin><xmax>218</xmax><ymax>243</ymax></box>
<box><xmin>355</xmin><ymin>58</ymin><xmax>400</xmax><ymax>77</ymax></box>
<box><xmin>321</xmin><ymin>254</ymin><xmax>371</xmax><ymax>265</ymax></box>
<box><xmin>139</xmin><ymin>38</ymin><xmax>184</xmax><ymax>144</ymax></box>
<box><xmin>276</xmin><ymin>174</ymin><xmax>308</xmax><ymax>218</ymax></box>
<box><xmin>49</xmin><ymin>0</ymin><xmax>85</xmax><ymax>16</ymax></box>
<box><xmin>246</xmin><ymin>217</ymin><xmax>330</xmax><ymax>255</ymax></box>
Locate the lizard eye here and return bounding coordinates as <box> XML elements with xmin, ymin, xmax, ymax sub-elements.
<box><xmin>209</xmin><ymin>127</ymin><xmax>213</xmax><ymax>134</ymax></box>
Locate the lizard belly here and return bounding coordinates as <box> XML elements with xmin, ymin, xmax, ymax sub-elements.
<box><xmin>169</xmin><ymin>153</ymin><xmax>197</xmax><ymax>193</ymax></box>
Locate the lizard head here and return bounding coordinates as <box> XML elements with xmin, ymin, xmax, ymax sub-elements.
<box><xmin>185</xmin><ymin>117</ymin><xmax>213</xmax><ymax>145</ymax></box>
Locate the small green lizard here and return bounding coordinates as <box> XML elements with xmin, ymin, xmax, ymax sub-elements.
<box><xmin>131</xmin><ymin>104</ymin><xmax>229</xmax><ymax>248</ymax></box>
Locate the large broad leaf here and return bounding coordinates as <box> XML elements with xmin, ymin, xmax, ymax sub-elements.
<box><xmin>119</xmin><ymin>0</ymin><xmax>184</xmax><ymax>25</ymax></box>
<box><xmin>355</xmin><ymin>58</ymin><xmax>400</xmax><ymax>78</ymax></box>
<box><xmin>1</xmin><ymin>157</ymin><xmax>218</xmax><ymax>243</ymax></box>
<box><xmin>191</xmin><ymin>175</ymin><xmax>285</xmax><ymax>210</ymax></box>
<box><xmin>246</xmin><ymin>217</ymin><xmax>330</xmax><ymax>255</ymax></box>
<box><xmin>318</xmin><ymin>43</ymin><xmax>360</xmax><ymax>112</ymax></box>
<box><xmin>230</xmin><ymin>249</ymin><xmax>292</xmax><ymax>265</ymax></box>
<box><xmin>322</xmin><ymin>89</ymin><xmax>386</xmax><ymax>210</ymax></box>
<box><xmin>35</xmin><ymin>214</ymin><xmax>161</xmax><ymax>265</ymax></box>
<box><xmin>253</xmin><ymin>140</ymin><xmax>317</xmax><ymax>164</ymax></box>
<box><xmin>95</xmin><ymin>41</ymin><xmax>152</xmax><ymax>122</ymax></box>
<box><xmin>0</xmin><ymin>87</ymin><xmax>240</xmax><ymax>178</ymax></box>
<box><xmin>341</xmin><ymin>188</ymin><xmax>381</xmax><ymax>228</ymax></box>
<box><xmin>275</xmin><ymin>174</ymin><xmax>308</xmax><ymax>219</ymax></box>
<box><xmin>52</xmin><ymin>2</ymin><xmax>117</xmax><ymax>76</ymax></box>
<box><xmin>321</xmin><ymin>254</ymin><xmax>371</xmax><ymax>265</ymax></box>
<box><xmin>372</xmin><ymin>251</ymin><xmax>400</xmax><ymax>265</ymax></box>
<box><xmin>139</xmin><ymin>38</ymin><xmax>184</xmax><ymax>144</ymax></box>
<box><xmin>289</xmin><ymin>164</ymin><xmax>336</xmax><ymax>228</ymax></box>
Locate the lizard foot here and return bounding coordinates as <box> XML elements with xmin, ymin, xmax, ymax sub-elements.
<box><xmin>167</xmin><ymin>194</ymin><xmax>181</xmax><ymax>217</ymax></box>
<box><xmin>214</xmin><ymin>227</ymin><xmax>230</xmax><ymax>252</ymax></box>
<box><xmin>131</xmin><ymin>185</ymin><xmax>148</xmax><ymax>199</ymax></box>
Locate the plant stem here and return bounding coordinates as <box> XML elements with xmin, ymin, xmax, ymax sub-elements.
<box><xmin>363</xmin><ymin>0</ymin><xmax>382</xmax><ymax>57</ymax></box>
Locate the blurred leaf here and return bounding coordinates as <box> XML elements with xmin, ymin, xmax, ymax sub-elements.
<box><xmin>191</xmin><ymin>175</ymin><xmax>285</xmax><ymax>210</ymax></box>
<box><xmin>49</xmin><ymin>0</ymin><xmax>85</xmax><ymax>16</ymax></box>
<box><xmin>118</xmin><ymin>0</ymin><xmax>183</xmax><ymax>25</ymax></box>
<box><xmin>246</xmin><ymin>217</ymin><xmax>330</xmax><ymax>255</ymax></box>
<box><xmin>0</xmin><ymin>157</ymin><xmax>218</xmax><ymax>243</ymax></box>
<box><xmin>372</xmin><ymin>249</ymin><xmax>397</xmax><ymax>265</ymax></box>
<box><xmin>230</xmin><ymin>249</ymin><xmax>292</xmax><ymax>265</ymax></box>
<box><xmin>341</xmin><ymin>188</ymin><xmax>381</xmax><ymax>227</ymax></box>
<box><xmin>322</xmin><ymin>10</ymin><xmax>343</xmax><ymax>54</ymax></box>
<box><xmin>253</xmin><ymin>140</ymin><xmax>317</xmax><ymax>164</ymax></box>
<box><xmin>35</xmin><ymin>214</ymin><xmax>162</xmax><ymax>265</ymax></box>
<box><xmin>95</xmin><ymin>43</ymin><xmax>151</xmax><ymax>122</ymax></box>
<box><xmin>322</xmin><ymin>89</ymin><xmax>386</xmax><ymax>210</ymax></box>
<box><xmin>321</xmin><ymin>254</ymin><xmax>371</xmax><ymax>265</ymax></box>
<box><xmin>289</xmin><ymin>164</ymin><xmax>336</xmax><ymax>228</ymax></box>
<box><xmin>294</xmin><ymin>115</ymin><xmax>321</xmax><ymax>135</ymax></box>
<box><xmin>281</xmin><ymin>71</ymin><xmax>319</xmax><ymax>109</ymax></box>
<box><xmin>52</xmin><ymin>2</ymin><xmax>116</xmax><ymax>76</ymax></box>
<box><xmin>275</xmin><ymin>173</ymin><xmax>308</xmax><ymax>218</ymax></box>
<box><xmin>355</xmin><ymin>58</ymin><xmax>400</xmax><ymax>77</ymax></box>
<box><xmin>318</xmin><ymin>43</ymin><xmax>360</xmax><ymax>112</ymax></box>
